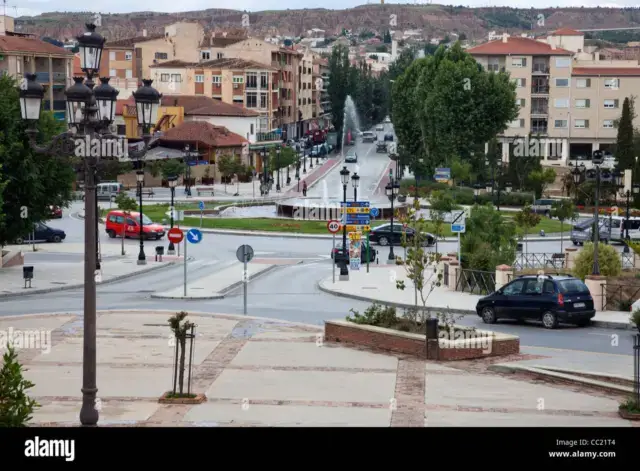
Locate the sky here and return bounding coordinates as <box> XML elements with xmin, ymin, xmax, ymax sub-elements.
<box><xmin>8</xmin><ymin>0</ymin><xmax>639</xmax><ymax>18</ymax></box>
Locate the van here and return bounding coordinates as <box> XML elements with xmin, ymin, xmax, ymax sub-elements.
<box><xmin>608</xmin><ymin>215</ymin><xmax>640</xmax><ymax>243</ymax></box>
<box><xmin>571</xmin><ymin>218</ymin><xmax>611</xmax><ymax>245</ymax></box>
<box><xmin>105</xmin><ymin>210</ymin><xmax>165</xmax><ymax>240</ymax></box>
<box><xmin>97</xmin><ymin>182</ymin><xmax>124</xmax><ymax>202</ymax></box>
<box><xmin>362</xmin><ymin>131</ymin><xmax>375</xmax><ymax>143</ymax></box>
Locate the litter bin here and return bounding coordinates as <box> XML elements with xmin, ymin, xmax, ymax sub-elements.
<box><xmin>23</xmin><ymin>266</ymin><xmax>34</xmax><ymax>288</ymax></box>
<box><xmin>425</xmin><ymin>317</ymin><xmax>439</xmax><ymax>340</ymax></box>
<box><xmin>155</xmin><ymin>246</ymin><xmax>164</xmax><ymax>261</ymax></box>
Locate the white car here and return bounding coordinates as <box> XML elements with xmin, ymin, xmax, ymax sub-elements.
<box><xmin>375</xmin><ymin>124</ymin><xmax>384</xmax><ymax>132</ymax></box>
<box><xmin>384</xmin><ymin>116</ymin><xmax>391</xmax><ymax>123</ymax></box>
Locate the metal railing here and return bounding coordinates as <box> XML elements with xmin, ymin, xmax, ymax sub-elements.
<box><xmin>455</xmin><ymin>269</ymin><xmax>496</xmax><ymax>295</ymax></box>
<box><xmin>532</xmin><ymin>65</ymin><xmax>550</xmax><ymax>74</ymax></box>
<box><xmin>513</xmin><ymin>253</ymin><xmax>565</xmax><ymax>271</ymax></box>
<box><xmin>256</xmin><ymin>131</ymin><xmax>281</xmax><ymax>142</ymax></box>
<box><xmin>602</xmin><ymin>283</ymin><xmax>640</xmax><ymax>311</ymax></box>
<box><xmin>531</xmin><ymin>86</ymin><xmax>550</xmax><ymax>94</ymax></box>
<box><xmin>531</xmin><ymin>126</ymin><xmax>548</xmax><ymax>134</ymax></box>
<box><xmin>531</xmin><ymin>107</ymin><xmax>549</xmax><ymax>114</ymax></box>
<box><xmin>621</xmin><ymin>252</ymin><xmax>635</xmax><ymax>270</ymax></box>
<box><xmin>35</xmin><ymin>71</ymin><xmax>67</xmax><ymax>83</ymax></box>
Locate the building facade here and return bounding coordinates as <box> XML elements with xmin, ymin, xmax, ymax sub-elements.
<box><xmin>297</xmin><ymin>48</ymin><xmax>314</xmax><ymax>135</ymax></box>
<box><xmin>469</xmin><ymin>29</ymin><xmax>640</xmax><ymax>165</ymax></box>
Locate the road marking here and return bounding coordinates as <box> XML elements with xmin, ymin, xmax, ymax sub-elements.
<box><xmin>521</xmin><ymin>345</ymin><xmax>632</xmax><ymax>357</ymax></box>
<box><xmin>254</xmin><ymin>251</ymin><xmax>277</xmax><ymax>255</ymax></box>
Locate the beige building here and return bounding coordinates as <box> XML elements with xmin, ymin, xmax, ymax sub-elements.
<box><xmin>297</xmin><ymin>48</ymin><xmax>314</xmax><ymax>134</ymax></box>
<box><xmin>468</xmin><ymin>28</ymin><xmax>640</xmax><ymax>166</ymax></box>
<box><xmin>197</xmin><ymin>33</ymin><xmax>303</xmax><ymax>139</ymax></box>
<box><xmin>0</xmin><ymin>15</ymin><xmax>73</xmax><ymax>121</ymax></box>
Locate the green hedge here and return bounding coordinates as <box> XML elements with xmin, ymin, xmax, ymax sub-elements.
<box><xmin>399</xmin><ymin>179</ymin><xmax>534</xmax><ymax>206</ymax></box>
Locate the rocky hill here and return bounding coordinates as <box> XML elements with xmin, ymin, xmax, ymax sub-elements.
<box><xmin>14</xmin><ymin>5</ymin><xmax>640</xmax><ymax>43</ymax></box>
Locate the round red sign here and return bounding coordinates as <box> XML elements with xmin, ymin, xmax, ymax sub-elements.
<box><xmin>167</xmin><ymin>227</ymin><xmax>184</xmax><ymax>244</ymax></box>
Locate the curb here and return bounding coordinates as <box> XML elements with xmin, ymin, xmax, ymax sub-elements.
<box><xmin>149</xmin><ymin>264</ymin><xmax>281</xmax><ymax>300</ymax></box>
<box><xmin>0</xmin><ymin>261</ymin><xmax>177</xmax><ymax>299</ymax></box>
<box><xmin>316</xmin><ymin>280</ymin><xmax>632</xmax><ymax>330</ymax></box>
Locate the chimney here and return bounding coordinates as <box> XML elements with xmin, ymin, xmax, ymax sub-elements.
<box><xmin>502</xmin><ymin>33</ymin><xmax>508</xmax><ymax>43</ymax></box>
<box><xmin>142</xmin><ymin>29</ymin><xmax>147</xmax><ymax>37</ymax></box>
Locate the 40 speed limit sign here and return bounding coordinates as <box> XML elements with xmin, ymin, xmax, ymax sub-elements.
<box><xmin>327</xmin><ymin>220</ymin><xmax>341</xmax><ymax>233</ymax></box>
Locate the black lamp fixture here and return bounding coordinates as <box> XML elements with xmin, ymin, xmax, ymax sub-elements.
<box><xmin>136</xmin><ymin>170</ymin><xmax>146</xmax><ymax>266</ymax></box>
<box><xmin>276</xmin><ymin>146</ymin><xmax>282</xmax><ymax>192</ymax></box>
<box><xmin>385</xmin><ymin>178</ymin><xmax>400</xmax><ymax>262</ymax></box>
<box><xmin>340</xmin><ymin>166</ymin><xmax>351</xmax><ymax>277</ymax></box>
<box><xmin>351</xmin><ymin>172</ymin><xmax>360</xmax><ymax>201</ymax></box>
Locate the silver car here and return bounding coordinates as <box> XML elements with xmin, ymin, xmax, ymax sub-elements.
<box><xmin>571</xmin><ymin>218</ymin><xmax>611</xmax><ymax>245</ymax></box>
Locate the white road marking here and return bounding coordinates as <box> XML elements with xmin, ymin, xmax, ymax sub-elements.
<box><xmin>254</xmin><ymin>251</ymin><xmax>277</xmax><ymax>255</ymax></box>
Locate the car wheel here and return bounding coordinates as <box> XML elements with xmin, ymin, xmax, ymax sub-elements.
<box><xmin>52</xmin><ymin>235</ymin><xmax>62</xmax><ymax>243</ymax></box>
<box><xmin>107</xmin><ymin>230</ymin><xmax>116</xmax><ymax>238</ymax></box>
<box><xmin>378</xmin><ymin>236</ymin><xmax>389</xmax><ymax>246</ymax></box>
<box><xmin>542</xmin><ymin>311</ymin><xmax>558</xmax><ymax>329</ymax></box>
<box><xmin>15</xmin><ymin>237</ymin><xmax>24</xmax><ymax>245</ymax></box>
<box><xmin>575</xmin><ymin>319</ymin><xmax>591</xmax><ymax>327</ymax></box>
<box><xmin>481</xmin><ymin>307</ymin><xmax>497</xmax><ymax>324</ymax></box>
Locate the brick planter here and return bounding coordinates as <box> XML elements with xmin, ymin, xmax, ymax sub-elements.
<box><xmin>324</xmin><ymin>320</ymin><xmax>519</xmax><ymax>361</ymax></box>
<box><xmin>158</xmin><ymin>392</ymin><xmax>207</xmax><ymax>404</ymax></box>
<box><xmin>618</xmin><ymin>408</ymin><xmax>640</xmax><ymax>421</ymax></box>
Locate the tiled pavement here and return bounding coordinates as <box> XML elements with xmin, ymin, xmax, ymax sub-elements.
<box><xmin>2</xmin><ymin>311</ymin><xmax>634</xmax><ymax>427</ymax></box>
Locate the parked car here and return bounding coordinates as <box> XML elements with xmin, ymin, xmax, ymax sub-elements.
<box><xmin>344</xmin><ymin>151</ymin><xmax>358</xmax><ymax>163</ymax></box>
<box><xmin>376</xmin><ymin>141</ymin><xmax>387</xmax><ymax>153</ymax></box>
<box><xmin>384</xmin><ymin>133</ymin><xmax>394</xmax><ymax>142</ymax></box>
<box><xmin>610</xmin><ymin>216</ymin><xmax>640</xmax><ymax>243</ymax></box>
<box><xmin>105</xmin><ymin>210</ymin><xmax>165</xmax><ymax>240</ymax></box>
<box><xmin>368</xmin><ymin>223</ymin><xmax>435</xmax><ymax>247</ymax></box>
<box><xmin>49</xmin><ymin>206</ymin><xmax>63</xmax><ymax>219</ymax></box>
<box><xmin>310</xmin><ymin>144</ymin><xmax>329</xmax><ymax>157</ymax></box>
<box><xmin>362</xmin><ymin>131</ymin><xmax>375</xmax><ymax>143</ymax></box>
<box><xmin>571</xmin><ymin>218</ymin><xmax>611</xmax><ymax>245</ymax></box>
<box><xmin>14</xmin><ymin>222</ymin><xmax>66</xmax><ymax>244</ymax></box>
<box><xmin>475</xmin><ymin>274</ymin><xmax>595</xmax><ymax>329</ymax></box>
<box><xmin>331</xmin><ymin>241</ymin><xmax>377</xmax><ymax>264</ymax></box>
<box><xmin>375</xmin><ymin>124</ymin><xmax>384</xmax><ymax>132</ymax></box>
<box><xmin>97</xmin><ymin>182</ymin><xmax>125</xmax><ymax>202</ymax></box>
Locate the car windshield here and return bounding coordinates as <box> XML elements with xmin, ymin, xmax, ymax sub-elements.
<box><xmin>558</xmin><ymin>279</ymin><xmax>590</xmax><ymax>294</ymax></box>
<box><xmin>134</xmin><ymin>214</ymin><xmax>154</xmax><ymax>225</ymax></box>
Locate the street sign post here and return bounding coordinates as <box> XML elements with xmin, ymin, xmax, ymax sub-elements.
<box><xmin>198</xmin><ymin>201</ymin><xmax>205</xmax><ymax>227</ymax></box>
<box><xmin>450</xmin><ymin>209</ymin><xmax>469</xmax><ymax>262</ymax></box>
<box><xmin>182</xmin><ymin>229</ymin><xmax>202</xmax><ymax>296</ymax></box>
<box><xmin>342</xmin><ymin>202</ymin><xmax>369</xmax><ymax>271</ymax></box>
<box><xmin>167</xmin><ymin>227</ymin><xmax>184</xmax><ymax>244</ymax></box>
<box><xmin>327</xmin><ymin>220</ymin><xmax>341</xmax><ymax>283</ymax></box>
<box><xmin>236</xmin><ymin>244</ymin><xmax>254</xmax><ymax>314</ymax></box>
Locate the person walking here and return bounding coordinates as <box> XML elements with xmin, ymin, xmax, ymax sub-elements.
<box><xmin>302</xmin><ymin>181</ymin><xmax>307</xmax><ymax>197</ymax></box>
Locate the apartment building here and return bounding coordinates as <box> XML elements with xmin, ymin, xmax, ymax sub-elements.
<box><xmin>469</xmin><ymin>29</ymin><xmax>640</xmax><ymax>165</ymax></box>
<box><xmin>298</xmin><ymin>49</ymin><xmax>314</xmax><ymax>135</ymax></box>
<box><xmin>0</xmin><ymin>15</ymin><xmax>73</xmax><ymax>121</ymax></box>
<box><xmin>318</xmin><ymin>58</ymin><xmax>331</xmax><ymax>121</ymax></box>
<box><xmin>197</xmin><ymin>33</ymin><xmax>303</xmax><ymax>139</ymax></box>
<box><xmin>101</xmin><ymin>22</ymin><xmax>204</xmax><ymax>98</ymax></box>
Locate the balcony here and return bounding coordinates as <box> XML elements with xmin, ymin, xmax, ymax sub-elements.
<box><xmin>532</xmin><ymin>65</ymin><xmax>550</xmax><ymax>74</ymax></box>
<box><xmin>530</xmin><ymin>107</ymin><xmax>548</xmax><ymax>115</ymax></box>
<box><xmin>35</xmin><ymin>72</ymin><xmax>67</xmax><ymax>83</ymax></box>
<box><xmin>487</xmin><ymin>65</ymin><xmax>505</xmax><ymax>73</ymax></box>
<box><xmin>256</xmin><ymin>131</ymin><xmax>281</xmax><ymax>143</ymax></box>
<box><xmin>43</xmin><ymin>100</ymin><xmax>67</xmax><ymax>111</ymax></box>
<box><xmin>531</xmin><ymin>86</ymin><xmax>549</xmax><ymax>95</ymax></box>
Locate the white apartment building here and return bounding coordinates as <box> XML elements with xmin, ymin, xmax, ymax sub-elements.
<box><xmin>469</xmin><ymin>28</ymin><xmax>640</xmax><ymax>166</ymax></box>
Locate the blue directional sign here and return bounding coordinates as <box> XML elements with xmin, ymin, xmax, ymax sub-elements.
<box><xmin>198</xmin><ymin>201</ymin><xmax>205</xmax><ymax>211</ymax></box>
<box><xmin>370</xmin><ymin>207</ymin><xmax>380</xmax><ymax>217</ymax></box>
<box><xmin>451</xmin><ymin>224</ymin><xmax>465</xmax><ymax>233</ymax></box>
<box><xmin>186</xmin><ymin>228</ymin><xmax>203</xmax><ymax>244</ymax></box>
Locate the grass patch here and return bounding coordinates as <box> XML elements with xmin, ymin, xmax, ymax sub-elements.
<box><xmin>502</xmin><ymin>214</ymin><xmax>565</xmax><ymax>234</ymax></box>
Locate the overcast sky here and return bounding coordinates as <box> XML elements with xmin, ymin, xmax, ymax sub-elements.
<box><xmin>10</xmin><ymin>1</ymin><xmax>638</xmax><ymax>18</ymax></box>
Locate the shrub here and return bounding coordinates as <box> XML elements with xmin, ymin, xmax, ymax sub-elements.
<box><xmin>631</xmin><ymin>308</ymin><xmax>640</xmax><ymax>327</ymax></box>
<box><xmin>0</xmin><ymin>345</ymin><xmax>39</xmax><ymax>427</ymax></box>
<box><xmin>347</xmin><ymin>303</ymin><xmax>397</xmax><ymax>328</ymax></box>
<box><xmin>573</xmin><ymin>242</ymin><xmax>622</xmax><ymax>280</ymax></box>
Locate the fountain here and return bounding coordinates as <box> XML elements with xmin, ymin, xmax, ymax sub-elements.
<box><xmin>341</xmin><ymin>95</ymin><xmax>361</xmax><ymax>158</ymax></box>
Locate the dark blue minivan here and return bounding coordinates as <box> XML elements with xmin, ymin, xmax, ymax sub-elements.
<box><xmin>14</xmin><ymin>222</ymin><xmax>66</xmax><ymax>245</ymax></box>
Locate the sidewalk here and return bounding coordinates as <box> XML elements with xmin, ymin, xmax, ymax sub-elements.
<box><xmin>6</xmin><ymin>310</ymin><xmax>629</xmax><ymax>427</ymax></box>
<box><xmin>317</xmin><ymin>266</ymin><xmax>634</xmax><ymax>330</ymax></box>
<box><xmin>0</xmin><ymin>256</ymin><xmax>174</xmax><ymax>298</ymax></box>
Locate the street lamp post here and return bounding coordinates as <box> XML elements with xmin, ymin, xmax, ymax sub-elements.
<box><xmin>136</xmin><ymin>170</ymin><xmax>146</xmax><ymax>265</ymax></box>
<box><xmin>340</xmin><ymin>166</ymin><xmax>350</xmax><ymax>278</ymax></box>
<box><xmin>167</xmin><ymin>175</ymin><xmax>177</xmax><ymax>254</ymax></box>
<box><xmin>260</xmin><ymin>147</ymin><xmax>269</xmax><ymax>196</ymax></box>
<box><xmin>276</xmin><ymin>146</ymin><xmax>281</xmax><ymax>192</ymax></box>
<box><xmin>296</xmin><ymin>159</ymin><xmax>301</xmax><ymax>192</ymax></box>
<box><xmin>19</xmin><ymin>22</ymin><xmax>161</xmax><ymax>426</ymax></box>
<box><xmin>386</xmin><ymin>173</ymin><xmax>400</xmax><ymax>262</ymax></box>
<box><xmin>303</xmin><ymin>149</ymin><xmax>307</xmax><ymax>174</ymax></box>
<box><xmin>352</xmin><ymin>172</ymin><xmax>360</xmax><ymax>201</ymax></box>
<box><xmin>473</xmin><ymin>183</ymin><xmax>481</xmax><ymax>204</ymax></box>
<box><xmin>615</xmin><ymin>171</ymin><xmax>640</xmax><ymax>253</ymax></box>
<box><xmin>183</xmin><ymin>145</ymin><xmax>193</xmax><ymax>197</ymax></box>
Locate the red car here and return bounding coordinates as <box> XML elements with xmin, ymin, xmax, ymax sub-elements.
<box><xmin>105</xmin><ymin>210</ymin><xmax>165</xmax><ymax>240</ymax></box>
<box><xmin>50</xmin><ymin>206</ymin><xmax>63</xmax><ymax>218</ymax></box>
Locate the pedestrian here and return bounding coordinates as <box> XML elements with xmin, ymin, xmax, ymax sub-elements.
<box><xmin>302</xmin><ymin>181</ymin><xmax>307</xmax><ymax>196</ymax></box>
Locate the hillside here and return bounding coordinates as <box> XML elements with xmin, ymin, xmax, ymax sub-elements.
<box><xmin>13</xmin><ymin>5</ymin><xmax>640</xmax><ymax>43</ymax></box>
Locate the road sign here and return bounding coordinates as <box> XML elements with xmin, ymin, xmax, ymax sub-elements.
<box><xmin>348</xmin><ymin>232</ymin><xmax>361</xmax><ymax>241</ymax></box>
<box><xmin>345</xmin><ymin>224</ymin><xmax>371</xmax><ymax>232</ymax></box>
<box><xmin>167</xmin><ymin>227</ymin><xmax>184</xmax><ymax>244</ymax></box>
<box><xmin>186</xmin><ymin>228</ymin><xmax>202</xmax><ymax>244</ymax></box>
<box><xmin>327</xmin><ymin>220</ymin><xmax>341</xmax><ymax>233</ymax></box>
<box><xmin>340</xmin><ymin>201</ymin><xmax>370</xmax><ymax>208</ymax></box>
<box><xmin>236</xmin><ymin>244</ymin><xmax>254</xmax><ymax>263</ymax></box>
<box><xmin>451</xmin><ymin>224</ymin><xmax>466</xmax><ymax>233</ymax></box>
<box><xmin>434</xmin><ymin>168</ymin><xmax>451</xmax><ymax>183</ymax></box>
<box><xmin>370</xmin><ymin>207</ymin><xmax>380</xmax><ymax>217</ymax></box>
<box><xmin>198</xmin><ymin>201</ymin><xmax>205</xmax><ymax>211</ymax></box>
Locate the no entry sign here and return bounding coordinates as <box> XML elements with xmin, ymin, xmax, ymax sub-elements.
<box><xmin>167</xmin><ymin>227</ymin><xmax>184</xmax><ymax>244</ymax></box>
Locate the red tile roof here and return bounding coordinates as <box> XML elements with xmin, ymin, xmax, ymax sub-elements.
<box><xmin>105</xmin><ymin>34</ymin><xmax>164</xmax><ymax>48</ymax></box>
<box><xmin>550</xmin><ymin>28</ymin><xmax>584</xmax><ymax>36</ymax></box>
<box><xmin>0</xmin><ymin>35</ymin><xmax>72</xmax><ymax>55</ymax></box>
<box><xmin>572</xmin><ymin>67</ymin><xmax>640</xmax><ymax>76</ymax></box>
<box><xmin>161</xmin><ymin>95</ymin><xmax>259</xmax><ymax>117</ymax></box>
<box><xmin>149</xmin><ymin>60</ymin><xmax>196</xmax><ymax>68</ymax></box>
<box><xmin>467</xmin><ymin>37</ymin><xmax>572</xmax><ymax>56</ymax></box>
<box><xmin>159</xmin><ymin>121</ymin><xmax>247</xmax><ymax>148</ymax></box>
<box><xmin>198</xmin><ymin>58</ymin><xmax>276</xmax><ymax>70</ymax></box>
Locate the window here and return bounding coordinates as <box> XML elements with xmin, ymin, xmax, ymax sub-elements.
<box><xmin>160</xmin><ymin>73</ymin><xmax>170</xmax><ymax>82</ymax></box>
<box><xmin>604</xmin><ymin>78</ymin><xmax>619</xmax><ymax>89</ymax></box>
<box><xmin>516</xmin><ymin>98</ymin><xmax>526</xmax><ymax>107</ymax></box>
<box><xmin>574</xmin><ymin>119</ymin><xmax>589</xmax><ymax>129</ymax></box>
<box><xmin>217</xmin><ymin>52</ymin><xmax>224</xmax><ymax>59</ymax></box>
<box><xmin>511</xmin><ymin>57</ymin><xmax>527</xmax><ymax>68</ymax></box>
<box><xmin>212</xmin><ymin>75</ymin><xmax>221</xmax><ymax>84</ymax></box>
<box><xmin>246</xmin><ymin>92</ymin><xmax>257</xmax><ymax>108</ymax></box>
<box><xmin>575</xmin><ymin>99</ymin><xmax>590</xmax><ymax>108</ymax></box>
<box><xmin>604</xmin><ymin>99</ymin><xmax>619</xmax><ymax>109</ymax></box>
<box><xmin>260</xmin><ymin>93</ymin><xmax>267</xmax><ymax>109</ymax></box>
<box><xmin>233</xmin><ymin>76</ymin><xmax>244</xmax><ymax>84</ymax></box>
<box><xmin>200</xmin><ymin>51</ymin><xmax>210</xmax><ymax>60</ymax></box>
<box><xmin>576</xmin><ymin>78</ymin><xmax>591</xmax><ymax>88</ymax></box>
<box><xmin>125</xmin><ymin>51</ymin><xmax>132</xmax><ymax>61</ymax></box>
<box><xmin>554</xmin><ymin>120</ymin><xmax>568</xmax><ymax>128</ymax></box>
<box><xmin>514</xmin><ymin>78</ymin><xmax>526</xmax><ymax>87</ymax></box>
<box><xmin>555</xmin><ymin>78</ymin><xmax>569</xmax><ymax>87</ymax></box>
<box><xmin>503</xmin><ymin>280</ymin><xmax>525</xmax><ymax>295</ymax></box>
<box><xmin>558</xmin><ymin>280</ymin><xmax>589</xmax><ymax>294</ymax></box>
<box><xmin>260</xmin><ymin>72</ymin><xmax>268</xmax><ymax>89</ymax></box>
<box><xmin>126</xmin><ymin>69</ymin><xmax>133</xmax><ymax>79</ymax></box>
<box><xmin>509</xmin><ymin>119</ymin><xmax>525</xmax><ymax>128</ymax></box>
<box><xmin>170</xmin><ymin>74</ymin><xmax>181</xmax><ymax>82</ymax></box>
<box><xmin>250</xmin><ymin>124</ymin><xmax>254</xmax><ymax>134</ymax></box>
<box><xmin>555</xmin><ymin>57</ymin><xmax>570</xmax><ymax>68</ymax></box>
<box><xmin>603</xmin><ymin>120</ymin><xmax>615</xmax><ymax>128</ymax></box>
<box><xmin>109</xmin><ymin>51</ymin><xmax>116</xmax><ymax>60</ymax></box>
<box><xmin>155</xmin><ymin>52</ymin><xmax>168</xmax><ymax>60</ymax></box>
<box><xmin>109</xmin><ymin>69</ymin><xmax>116</xmax><ymax>77</ymax></box>
<box><xmin>259</xmin><ymin>116</ymin><xmax>268</xmax><ymax>131</ymax></box>
<box><xmin>246</xmin><ymin>72</ymin><xmax>257</xmax><ymax>88</ymax></box>
<box><xmin>554</xmin><ymin>98</ymin><xmax>569</xmax><ymax>108</ymax></box>
<box><xmin>194</xmin><ymin>74</ymin><xmax>204</xmax><ymax>83</ymax></box>
<box><xmin>524</xmin><ymin>279</ymin><xmax>544</xmax><ymax>295</ymax></box>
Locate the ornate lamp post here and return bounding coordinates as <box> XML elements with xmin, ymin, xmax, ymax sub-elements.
<box><xmin>18</xmin><ymin>22</ymin><xmax>160</xmax><ymax>427</ymax></box>
<box><xmin>183</xmin><ymin>144</ymin><xmax>194</xmax><ymax>197</ymax></box>
<box><xmin>352</xmin><ymin>172</ymin><xmax>360</xmax><ymax>201</ymax></box>
<box><xmin>276</xmin><ymin>146</ymin><xmax>282</xmax><ymax>192</ymax></box>
<box><xmin>296</xmin><ymin>157</ymin><xmax>301</xmax><ymax>192</ymax></box>
<box><xmin>340</xmin><ymin>166</ymin><xmax>351</xmax><ymax>277</ymax></box>
<box><xmin>167</xmin><ymin>176</ymin><xmax>178</xmax><ymax>254</ymax></box>
<box><xmin>386</xmin><ymin>176</ymin><xmax>400</xmax><ymax>262</ymax></box>
<box><xmin>302</xmin><ymin>149</ymin><xmax>307</xmax><ymax>174</ymax></box>
<box><xmin>260</xmin><ymin>147</ymin><xmax>269</xmax><ymax>196</ymax></box>
<box><xmin>136</xmin><ymin>170</ymin><xmax>146</xmax><ymax>265</ymax></box>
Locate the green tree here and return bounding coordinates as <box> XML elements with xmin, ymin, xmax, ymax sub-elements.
<box><xmin>217</xmin><ymin>154</ymin><xmax>236</xmax><ymax>191</ymax></box>
<box><xmin>514</xmin><ymin>204</ymin><xmax>541</xmax><ymax>256</ymax></box>
<box><xmin>550</xmin><ymin>200</ymin><xmax>578</xmax><ymax>252</ymax></box>
<box><xmin>0</xmin><ymin>345</ymin><xmax>39</xmax><ymax>427</ymax></box>
<box><xmin>327</xmin><ymin>44</ymin><xmax>351</xmax><ymax>147</ymax></box>
<box><xmin>0</xmin><ymin>75</ymin><xmax>75</xmax><ymax>247</ymax></box>
<box><xmin>526</xmin><ymin>167</ymin><xmax>556</xmax><ymax>199</ymax></box>
<box><xmin>573</xmin><ymin>242</ymin><xmax>622</xmax><ymax>280</ymax></box>
<box><xmin>388</xmin><ymin>47</ymin><xmax>416</xmax><ymax>81</ymax></box>
<box><xmin>616</xmin><ymin>97</ymin><xmax>635</xmax><ymax>172</ymax></box>
<box><xmin>114</xmin><ymin>192</ymin><xmax>137</xmax><ymax>255</ymax></box>
<box><xmin>461</xmin><ymin>205</ymin><xmax>517</xmax><ymax>271</ymax></box>
<box><xmin>160</xmin><ymin>159</ymin><xmax>183</xmax><ymax>181</ymax></box>
<box><xmin>450</xmin><ymin>157</ymin><xmax>472</xmax><ymax>185</ymax></box>
<box><xmin>168</xmin><ymin>311</ymin><xmax>195</xmax><ymax>397</ymax></box>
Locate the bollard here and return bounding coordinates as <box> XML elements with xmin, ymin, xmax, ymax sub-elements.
<box><xmin>155</xmin><ymin>246</ymin><xmax>164</xmax><ymax>262</ymax></box>
<box><xmin>425</xmin><ymin>317</ymin><xmax>439</xmax><ymax>360</ymax></box>
<box><xmin>23</xmin><ymin>265</ymin><xmax>34</xmax><ymax>288</ymax></box>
